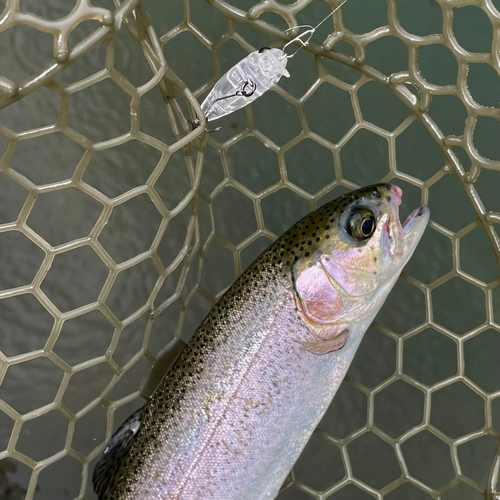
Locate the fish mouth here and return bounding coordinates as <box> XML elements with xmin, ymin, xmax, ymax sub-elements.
<box><xmin>384</xmin><ymin>185</ymin><xmax>429</xmax><ymax>262</ymax></box>
<box><xmin>401</xmin><ymin>204</ymin><xmax>430</xmax><ymax>258</ymax></box>
<box><xmin>402</xmin><ymin>205</ymin><xmax>429</xmax><ymax>232</ymax></box>
<box><xmin>384</xmin><ymin>185</ymin><xmax>404</xmax><ymax>258</ymax></box>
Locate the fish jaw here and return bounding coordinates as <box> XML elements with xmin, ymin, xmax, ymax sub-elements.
<box><xmin>382</xmin><ymin>185</ymin><xmax>429</xmax><ymax>267</ymax></box>
<box><xmin>386</xmin><ymin>186</ymin><xmax>404</xmax><ymax>258</ymax></box>
<box><xmin>401</xmin><ymin>205</ymin><xmax>430</xmax><ymax>264</ymax></box>
<box><xmin>365</xmin><ymin>204</ymin><xmax>430</xmax><ymax>315</ymax></box>
<box><xmin>381</xmin><ymin>202</ymin><xmax>430</xmax><ymax>284</ymax></box>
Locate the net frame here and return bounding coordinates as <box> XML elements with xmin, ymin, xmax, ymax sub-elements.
<box><xmin>0</xmin><ymin>1</ymin><xmax>207</xmax><ymax>498</ymax></box>
<box><xmin>0</xmin><ymin>0</ymin><xmax>499</xmax><ymax>499</ymax></box>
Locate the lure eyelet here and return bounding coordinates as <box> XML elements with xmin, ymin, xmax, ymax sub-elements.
<box><xmin>237</xmin><ymin>80</ymin><xmax>257</xmax><ymax>98</ymax></box>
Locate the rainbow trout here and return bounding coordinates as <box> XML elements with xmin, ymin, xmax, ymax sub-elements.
<box><xmin>94</xmin><ymin>184</ymin><xmax>429</xmax><ymax>500</ymax></box>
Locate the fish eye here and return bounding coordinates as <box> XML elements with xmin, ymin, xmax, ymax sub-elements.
<box><xmin>361</xmin><ymin>217</ymin><xmax>374</xmax><ymax>237</ymax></box>
<box><xmin>347</xmin><ymin>208</ymin><xmax>376</xmax><ymax>240</ymax></box>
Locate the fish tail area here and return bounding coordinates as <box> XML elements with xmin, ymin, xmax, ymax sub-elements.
<box><xmin>92</xmin><ymin>406</ymin><xmax>144</xmax><ymax>500</ymax></box>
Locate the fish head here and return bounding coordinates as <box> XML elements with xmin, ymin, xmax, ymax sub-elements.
<box><xmin>290</xmin><ymin>184</ymin><xmax>429</xmax><ymax>327</ymax></box>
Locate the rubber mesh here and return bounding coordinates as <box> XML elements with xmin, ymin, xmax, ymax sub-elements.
<box><xmin>0</xmin><ymin>0</ymin><xmax>499</xmax><ymax>498</ymax></box>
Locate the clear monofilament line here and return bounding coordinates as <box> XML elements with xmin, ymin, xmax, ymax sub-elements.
<box><xmin>282</xmin><ymin>0</ymin><xmax>349</xmax><ymax>58</ymax></box>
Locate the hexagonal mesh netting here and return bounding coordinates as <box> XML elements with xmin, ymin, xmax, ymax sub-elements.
<box><xmin>0</xmin><ymin>0</ymin><xmax>499</xmax><ymax>499</ymax></box>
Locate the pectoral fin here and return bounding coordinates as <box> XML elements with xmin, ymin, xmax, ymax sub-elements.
<box><xmin>298</xmin><ymin>329</ymin><xmax>349</xmax><ymax>355</ymax></box>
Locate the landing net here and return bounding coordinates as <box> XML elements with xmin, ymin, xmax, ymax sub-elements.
<box><xmin>0</xmin><ymin>0</ymin><xmax>499</xmax><ymax>499</ymax></box>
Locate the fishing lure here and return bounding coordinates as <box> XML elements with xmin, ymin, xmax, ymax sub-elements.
<box><xmin>192</xmin><ymin>0</ymin><xmax>348</xmax><ymax>129</ymax></box>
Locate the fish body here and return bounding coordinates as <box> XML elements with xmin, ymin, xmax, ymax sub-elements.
<box><xmin>94</xmin><ymin>184</ymin><xmax>429</xmax><ymax>500</ymax></box>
